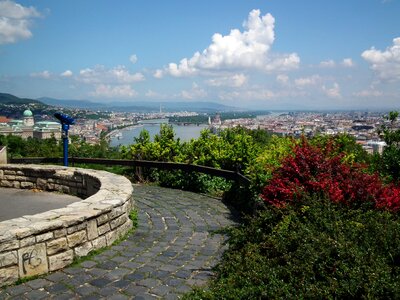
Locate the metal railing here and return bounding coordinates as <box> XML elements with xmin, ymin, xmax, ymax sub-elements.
<box><xmin>10</xmin><ymin>157</ymin><xmax>251</xmax><ymax>186</ymax></box>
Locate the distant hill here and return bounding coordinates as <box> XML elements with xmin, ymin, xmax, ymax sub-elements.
<box><xmin>38</xmin><ymin>97</ymin><xmax>107</xmax><ymax>109</ymax></box>
<box><xmin>39</xmin><ymin>97</ymin><xmax>239</xmax><ymax>113</ymax></box>
<box><xmin>0</xmin><ymin>93</ymin><xmax>43</xmax><ymax>105</ymax></box>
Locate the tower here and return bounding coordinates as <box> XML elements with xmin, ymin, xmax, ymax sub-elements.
<box><xmin>23</xmin><ymin>109</ymin><xmax>34</xmax><ymax>127</ymax></box>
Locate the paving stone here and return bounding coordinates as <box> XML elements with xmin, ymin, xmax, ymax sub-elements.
<box><xmin>26</xmin><ymin>278</ymin><xmax>51</xmax><ymax>289</ymax></box>
<box><xmin>89</xmin><ymin>277</ymin><xmax>112</xmax><ymax>287</ymax></box>
<box><xmin>7</xmin><ymin>185</ymin><xmax>239</xmax><ymax>299</ymax></box>
<box><xmin>45</xmin><ymin>282</ymin><xmax>70</xmax><ymax>293</ymax></box>
<box><xmin>4</xmin><ymin>284</ymin><xmax>32</xmax><ymax>296</ymax></box>
<box><xmin>22</xmin><ymin>289</ymin><xmax>49</xmax><ymax>299</ymax></box>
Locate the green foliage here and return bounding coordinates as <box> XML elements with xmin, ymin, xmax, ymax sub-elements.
<box><xmin>187</xmin><ymin>197</ymin><xmax>400</xmax><ymax>299</ymax></box>
<box><xmin>376</xmin><ymin>111</ymin><xmax>400</xmax><ymax>182</ymax></box>
<box><xmin>0</xmin><ymin>135</ymin><xmax>62</xmax><ymax>158</ymax></box>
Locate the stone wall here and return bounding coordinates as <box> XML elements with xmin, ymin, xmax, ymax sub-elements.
<box><xmin>0</xmin><ymin>146</ymin><xmax>6</xmax><ymax>164</ymax></box>
<box><xmin>0</xmin><ymin>164</ymin><xmax>134</xmax><ymax>286</ymax></box>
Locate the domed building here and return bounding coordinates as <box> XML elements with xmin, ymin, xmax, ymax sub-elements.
<box><xmin>0</xmin><ymin>109</ymin><xmax>61</xmax><ymax>140</ymax></box>
<box><xmin>23</xmin><ymin>109</ymin><xmax>34</xmax><ymax>127</ymax></box>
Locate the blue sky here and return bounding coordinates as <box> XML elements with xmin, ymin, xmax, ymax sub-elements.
<box><xmin>0</xmin><ymin>0</ymin><xmax>399</xmax><ymax>110</ymax></box>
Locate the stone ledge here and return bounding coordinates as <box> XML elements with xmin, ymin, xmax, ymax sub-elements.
<box><xmin>0</xmin><ymin>164</ymin><xmax>134</xmax><ymax>286</ymax></box>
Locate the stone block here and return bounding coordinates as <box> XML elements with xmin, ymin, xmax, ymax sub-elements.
<box><xmin>21</xmin><ymin>181</ymin><xmax>34</xmax><ymax>189</ymax></box>
<box><xmin>96</xmin><ymin>214</ymin><xmax>109</xmax><ymax>225</ymax></box>
<box><xmin>105</xmin><ymin>231</ymin><xmax>118</xmax><ymax>246</ymax></box>
<box><xmin>18</xmin><ymin>243</ymin><xmax>48</xmax><ymax>277</ymax></box>
<box><xmin>0</xmin><ymin>251</ymin><xmax>18</xmax><ymax>268</ymax></box>
<box><xmin>20</xmin><ymin>236</ymin><xmax>36</xmax><ymax>247</ymax></box>
<box><xmin>1</xmin><ymin>180</ymin><xmax>13</xmax><ymax>187</ymax></box>
<box><xmin>98</xmin><ymin>223</ymin><xmax>111</xmax><ymax>235</ymax></box>
<box><xmin>91</xmin><ymin>236</ymin><xmax>107</xmax><ymax>250</ymax></box>
<box><xmin>67</xmin><ymin>230</ymin><xmax>87</xmax><ymax>247</ymax></box>
<box><xmin>46</xmin><ymin>237</ymin><xmax>68</xmax><ymax>255</ymax></box>
<box><xmin>67</xmin><ymin>222</ymin><xmax>87</xmax><ymax>234</ymax></box>
<box><xmin>74</xmin><ymin>241</ymin><xmax>93</xmax><ymax>257</ymax></box>
<box><xmin>0</xmin><ymin>239</ymin><xmax>19</xmax><ymax>252</ymax></box>
<box><xmin>13</xmin><ymin>181</ymin><xmax>21</xmax><ymax>189</ymax></box>
<box><xmin>110</xmin><ymin>214</ymin><xmax>128</xmax><ymax>230</ymax></box>
<box><xmin>0</xmin><ymin>266</ymin><xmax>19</xmax><ymax>286</ymax></box>
<box><xmin>48</xmin><ymin>250</ymin><xmax>73</xmax><ymax>272</ymax></box>
<box><xmin>87</xmin><ymin>219</ymin><xmax>98</xmax><ymax>240</ymax></box>
<box><xmin>36</xmin><ymin>232</ymin><xmax>54</xmax><ymax>242</ymax></box>
<box><xmin>36</xmin><ymin>178</ymin><xmax>48</xmax><ymax>190</ymax></box>
<box><xmin>54</xmin><ymin>228</ymin><xmax>67</xmax><ymax>238</ymax></box>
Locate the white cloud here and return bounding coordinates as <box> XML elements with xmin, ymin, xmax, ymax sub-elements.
<box><xmin>153</xmin><ymin>69</ymin><xmax>163</xmax><ymax>79</ymax></box>
<box><xmin>180</xmin><ymin>83</ymin><xmax>207</xmax><ymax>100</ymax></box>
<box><xmin>294</xmin><ymin>75</ymin><xmax>321</xmax><ymax>87</ymax></box>
<box><xmin>276</xmin><ymin>74</ymin><xmax>289</xmax><ymax>85</ymax></box>
<box><xmin>362</xmin><ymin>37</ymin><xmax>400</xmax><ymax>81</ymax></box>
<box><xmin>219</xmin><ymin>89</ymin><xmax>276</xmax><ymax>101</ymax></box>
<box><xmin>353</xmin><ymin>88</ymin><xmax>383</xmax><ymax>97</ymax></box>
<box><xmin>30</xmin><ymin>70</ymin><xmax>51</xmax><ymax>79</ymax></box>
<box><xmin>319</xmin><ymin>60</ymin><xmax>336</xmax><ymax>68</ymax></box>
<box><xmin>322</xmin><ymin>82</ymin><xmax>341</xmax><ymax>98</ymax></box>
<box><xmin>60</xmin><ymin>70</ymin><xmax>73</xmax><ymax>77</ymax></box>
<box><xmin>78</xmin><ymin>65</ymin><xmax>145</xmax><ymax>84</ymax></box>
<box><xmin>341</xmin><ymin>58</ymin><xmax>354</xmax><ymax>67</ymax></box>
<box><xmin>89</xmin><ymin>84</ymin><xmax>137</xmax><ymax>98</ymax></box>
<box><xmin>129</xmin><ymin>54</ymin><xmax>137</xmax><ymax>64</ymax></box>
<box><xmin>0</xmin><ymin>0</ymin><xmax>41</xmax><ymax>45</ymax></box>
<box><xmin>163</xmin><ymin>9</ymin><xmax>299</xmax><ymax>77</ymax></box>
<box><xmin>206</xmin><ymin>74</ymin><xmax>248</xmax><ymax>87</ymax></box>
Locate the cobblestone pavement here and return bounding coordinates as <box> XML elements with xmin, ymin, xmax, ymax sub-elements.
<box><xmin>0</xmin><ymin>184</ymin><xmax>239</xmax><ymax>299</ymax></box>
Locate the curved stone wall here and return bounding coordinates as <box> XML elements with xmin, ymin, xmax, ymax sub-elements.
<box><xmin>0</xmin><ymin>164</ymin><xmax>134</xmax><ymax>286</ymax></box>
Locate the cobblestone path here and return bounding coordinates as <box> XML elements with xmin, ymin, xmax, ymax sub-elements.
<box><xmin>0</xmin><ymin>185</ymin><xmax>239</xmax><ymax>299</ymax></box>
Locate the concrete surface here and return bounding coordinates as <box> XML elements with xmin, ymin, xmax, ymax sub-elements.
<box><xmin>0</xmin><ymin>188</ymin><xmax>81</xmax><ymax>222</ymax></box>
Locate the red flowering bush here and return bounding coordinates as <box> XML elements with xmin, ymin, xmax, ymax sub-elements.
<box><xmin>261</xmin><ymin>139</ymin><xmax>400</xmax><ymax>211</ymax></box>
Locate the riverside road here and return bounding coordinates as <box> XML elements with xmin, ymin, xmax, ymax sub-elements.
<box><xmin>0</xmin><ymin>184</ymin><xmax>239</xmax><ymax>299</ymax></box>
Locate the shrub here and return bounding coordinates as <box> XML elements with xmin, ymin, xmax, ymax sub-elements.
<box><xmin>261</xmin><ymin>139</ymin><xmax>400</xmax><ymax>212</ymax></box>
<box><xmin>186</xmin><ymin>197</ymin><xmax>400</xmax><ymax>299</ymax></box>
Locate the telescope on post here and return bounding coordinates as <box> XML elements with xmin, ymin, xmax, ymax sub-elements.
<box><xmin>54</xmin><ymin>112</ymin><xmax>75</xmax><ymax>167</ymax></box>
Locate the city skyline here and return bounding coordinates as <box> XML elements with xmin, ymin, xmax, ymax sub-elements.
<box><xmin>0</xmin><ymin>0</ymin><xmax>399</xmax><ymax>110</ymax></box>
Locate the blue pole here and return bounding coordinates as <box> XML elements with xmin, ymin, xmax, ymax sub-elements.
<box><xmin>62</xmin><ymin>123</ymin><xmax>70</xmax><ymax>167</ymax></box>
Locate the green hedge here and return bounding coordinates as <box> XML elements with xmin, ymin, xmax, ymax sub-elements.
<box><xmin>186</xmin><ymin>197</ymin><xmax>400</xmax><ymax>299</ymax></box>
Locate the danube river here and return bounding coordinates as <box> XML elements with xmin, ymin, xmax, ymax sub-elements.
<box><xmin>110</xmin><ymin>119</ymin><xmax>208</xmax><ymax>147</ymax></box>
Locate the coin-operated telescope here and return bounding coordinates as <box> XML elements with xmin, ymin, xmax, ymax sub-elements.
<box><xmin>54</xmin><ymin>113</ymin><xmax>75</xmax><ymax>166</ymax></box>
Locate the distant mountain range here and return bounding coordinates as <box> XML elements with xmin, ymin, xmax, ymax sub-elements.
<box><xmin>38</xmin><ymin>97</ymin><xmax>239</xmax><ymax>113</ymax></box>
<box><xmin>0</xmin><ymin>93</ymin><xmax>43</xmax><ymax>105</ymax></box>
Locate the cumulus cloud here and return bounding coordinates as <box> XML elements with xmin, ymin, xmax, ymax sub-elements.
<box><xmin>129</xmin><ymin>54</ymin><xmax>137</xmax><ymax>64</ymax></box>
<box><xmin>163</xmin><ymin>9</ymin><xmax>299</xmax><ymax>77</ymax></box>
<box><xmin>353</xmin><ymin>88</ymin><xmax>383</xmax><ymax>97</ymax></box>
<box><xmin>322</xmin><ymin>82</ymin><xmax>341</xmax><ymax>98</ymax></box>
<box><xmin>206</xmin><ymin>74</ymin><xmax>248</xmax><ymax>87</ymax></box>
<box><xmin>294</xmin><ymin>75</ymin><xmax>321</xmax><ymax>87</ymax></box>
<box><xmin>60</xmin><ymin>70</ymin><xmax>73</xmax><ymax>77</ymax></box>
<box><xmin>319</xmin><ymin>60</ymin><xmax>336</xmax><ymax>68</ymax></box>
<box><xmin>153</xmin><ymin>69</ymin><xmax>163</xmax><ymax>79</ymax></box>
<box><xmin>30</xmin><ymin>70</ymin><xmax>51</xmax><ymax>79</ymax></box>
<box><xmin>219</xmin><ymin>88</ymin><xmax>276</xmax><ymax>101</ymax></box>
<box><xmin>0</xmin><ymin>0</ymin><xmax>41</xmax><ymax>45</ymax></box>
<box><xmin>341</xmin><ymin>58</ymin><xmax>354</xmax><ymax>67</ymax></box>
<box><xmin>276</xmin><ymin>74</ymin><xmax>289</xmax><ymax>85</ymax></box>
<box><xmin>89</xmin><ymin>84</ymin><xmax>137</xmax><ymax>98</ymax></box>
<box><xmin>78</xmin><ymin>65</ymin><xmax>144</xmax><ymax>84</ymax></box>
<box><xmin>180</xmin><ymin>83</ymin><xmax>207</xmax><ymax>100</ymax></box>
<box><xmin>362</xmin><ymin>37</ymin><xmax>400</xmax><ymax>81</ymax></box>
